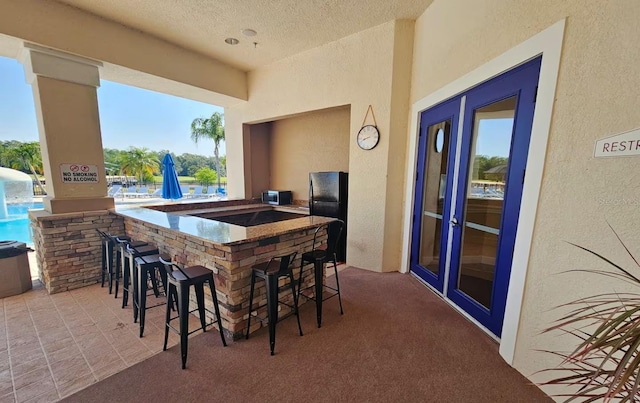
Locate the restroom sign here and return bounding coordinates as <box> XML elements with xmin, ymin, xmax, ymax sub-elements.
<box><xmin>60</xmin><ymin>163</ymin><xmax>99</xmax><ymax>183</ymax></box>
<box><xmin>595</xmin><ymin>127</ymin><xmax>640</xmax><ymax>158</ymax></box>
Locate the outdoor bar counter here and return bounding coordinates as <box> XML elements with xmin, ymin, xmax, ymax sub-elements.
<box><xmin>113</xmin><ymin>199</ymin><xmax>334</xmax><ymax>340</ymax></box>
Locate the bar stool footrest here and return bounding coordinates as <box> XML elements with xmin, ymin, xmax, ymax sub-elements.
<box><xmin>249</xmin><ymin>299</ymin><xmax>297</xmax><ymax>315</ymax></box>
<box><xmin>135</xmin><ymin>302</ymin><xmax>167</xmax><ymax>310</ymax></box>
<box><xmin>298</xmin><ymin>286</ymin><xmax>340</xmax><ymax>303</ymax></box>
<box><xmin>166</xmin><ymin>306</ymin><xmax>222</xmax><ymax>336</ymax></box>
<box><xmin>166</xmin><ymin>322</ymin><xmax>221</xmax><ymax>337</ymax></box>
<box><xmin>248</xmin><ymin>306</ymin><xmax>298</xmax><ymax>324</ymax></box>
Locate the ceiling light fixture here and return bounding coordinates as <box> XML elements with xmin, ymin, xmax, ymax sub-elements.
<box><xmin>225</xmin><ymin>38</ymin><xmax>239</xmax><ymax>45</ymax></box>
<box><xmin>242</xmin><ymin>29</ymin><xmax>257</xmax><ymax>37</ymax></box>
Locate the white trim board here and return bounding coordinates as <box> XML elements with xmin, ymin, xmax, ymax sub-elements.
<box><xmin>401</xmin><ymin>19</ymin><xmax>566</xmax><ymax>365</ymax></box>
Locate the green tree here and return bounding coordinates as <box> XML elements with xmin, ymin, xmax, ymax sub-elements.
<box><xmin>103</xmin><ymin>148</ymin><xmax>128</xmax><ymax>176</ymax></box>
<box><xmin>473</xmin><ymin>155</ymin><xmax>508</xmax><ymax>181</ymax></box>
<box><xmin>218</xmin><ymin>155</ymin><xmax>227</xmax><ymax>179</ymax></box>
<box><xmin>0</xmin><ymin>140</ymin><xmax>22</xmax><ymax>166</ymax></box>
<box><xmin>175</xmin><ymin>153</ymin><xmax>212</xmax><ymax>176</ymax></box>
<box><xmin>119</xmin><ymin>147</ymin><xmax>159</xmax><ymax>185</ymax></box>
<box><xmin>141</xmin><ymin>171</ymin><xmax>155</xmax><ymax>184</ymax></box>
<box><xmin>194</xmin><ymin>167</ymin><xmax>217</xmax><ymax>187</ymax></box>
<box><xmin>2</xmin><ymin>142</ymin><xmax>46</xmax><ymax>194</ymax></box>
<box><xmin>0</xmin><ymin>143</ymin><xmax>5</xmax><ymax>165</ymax></box>
<box><xmin>191</xmin><ymin>111</ymin><xmax>225</xmax><ymax>190</ymax></box>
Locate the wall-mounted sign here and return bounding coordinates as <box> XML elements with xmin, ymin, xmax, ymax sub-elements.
<box><xmin>60</xmin><ymin>163</ymin><xmax>99</xmax><ymax>183</ymax></box>
<box><xmin>595</xmin><ymin>127</ymin><xmax>640</xmax><ymax>158</ymax></box>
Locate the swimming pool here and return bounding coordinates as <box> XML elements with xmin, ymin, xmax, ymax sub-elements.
<box><xmin>0</xmin><ymin>202</ymin><xmax>43</xmax><ymax>246</ymax></box>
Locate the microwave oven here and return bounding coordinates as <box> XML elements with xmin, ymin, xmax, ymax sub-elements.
<box><xmin>261</xmin><ymin>190</ymin><xmax>293</xmax><ymax>205</ymax></box>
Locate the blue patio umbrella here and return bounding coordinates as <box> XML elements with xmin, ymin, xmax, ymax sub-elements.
<box><xmin>161</xmin><ymin>153</ymin><xmax>183</xmax><ymax>200</ymax></box>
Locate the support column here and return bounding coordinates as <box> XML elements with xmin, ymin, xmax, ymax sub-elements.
<box><xmin>21</xmin><ymin>44</ymin><xmax>113</xmax><ymax>213</ymax></box>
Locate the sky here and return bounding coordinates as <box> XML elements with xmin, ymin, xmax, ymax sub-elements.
<box><xmin>476</xmin><ymin>118</ymin><xmax>513</xmax><ymax>158</ymax></box>
<box><xmin>0</xmin><ymin>55</ymin><xmax>225</xmax><ymax>156</ymax></box>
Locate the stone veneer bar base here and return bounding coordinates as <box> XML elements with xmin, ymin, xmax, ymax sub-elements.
<box><xmin>29</xmin><ymin>210</ymin><xmax>125</xmax><ymax>294</ymax></box>
<box><xmin>122</xmin><ymin>215</ymin><xmax>325</xmax><ymax>341</ymax></box>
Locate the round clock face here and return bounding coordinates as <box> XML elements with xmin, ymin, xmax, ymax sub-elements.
<box><xmin>357</xmin><ymin>125</ymin><xmax>380</xmax><ymax>150</ymax></box>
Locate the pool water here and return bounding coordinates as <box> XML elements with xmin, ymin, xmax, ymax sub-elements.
<box><xmin>0</xmin><ymin>202</ymin><xmax>44</xmax><ymax>246</ymax></box>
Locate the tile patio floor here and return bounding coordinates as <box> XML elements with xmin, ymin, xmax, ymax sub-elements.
<box><xmin>1</xmin><ymin>253</ymin><xmax>347</xmax><ymax>402</ymax></box>
<box><xmin>0</xmin><ymin>253</ymin><xmax>203</xmax><ymax>402</ymax></box>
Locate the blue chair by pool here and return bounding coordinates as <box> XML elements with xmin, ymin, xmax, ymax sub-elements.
<box><xmin>123</xmin><ymin>187</ymin><xmax>139</xmax><ymax>198</ymax></box>
<box><xmin>190</xmin><ymin>186</ymin><xmax>204</xmax><ymax>198</ymax></box>
<box><xmin>134</xmin><ymin>187</ymin><xmax>148</xmax><ymax>197</ymax></box>
<box><xmin>206</xmin><ymin>187</ymin><xmax>219</xmax><ymax>198</ymax></box>
<box><xmin>107</xmin><ymin>185</ymin><xmax>122</xmax><ymax>197</ymax></box>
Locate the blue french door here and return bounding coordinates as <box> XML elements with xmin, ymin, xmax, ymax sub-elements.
<box><xmin>410</xmin><ymin>98</ymin><xmax>460</xmax><ymax>291</ymax></box>
<box><xmin>411</xmin><ymin>57</ymin><xmax>541</xmax><ymax>337</ymax></box>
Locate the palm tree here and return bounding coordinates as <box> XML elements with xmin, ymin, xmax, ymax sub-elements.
<box><xmin>191</xmin><ymin>112</ymin><xmax>225</xmax><ymax>191</ymax></box>
<box><xmin>3</xmin><ymin>142</ymin><xmax>46</xmax><ymax>194</ymax></box>
<box><xmin>119</xmin><ymin>147</ymin><xmax>159</xmax><ymax>185</ymax></box>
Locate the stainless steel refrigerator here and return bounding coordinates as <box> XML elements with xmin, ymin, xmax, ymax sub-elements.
<box><xmin>309</xmin><ymin>171</ymin><xmax>348</xmax><ymax>262</ymax></box>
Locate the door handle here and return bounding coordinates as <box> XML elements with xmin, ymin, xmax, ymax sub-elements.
<box><xmin>450</xmin><ymin>217</ymin><xmax>459</xmax><ymax>227</ymax></box>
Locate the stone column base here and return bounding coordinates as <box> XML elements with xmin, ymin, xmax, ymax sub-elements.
<box><xmin>29</xmin><ymin>209</ymin><xmax>124</xmax><ymax>294</ymax></box>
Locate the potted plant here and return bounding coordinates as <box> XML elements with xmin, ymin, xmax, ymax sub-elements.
<box><xmin>538</xmin><ymin>224</ymin><xmax>640</xmax><ymax>401</ymax></box>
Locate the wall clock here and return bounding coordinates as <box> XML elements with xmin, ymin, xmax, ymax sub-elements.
<box><xmin>357</xmin><ymin>125</ymin><xmax>380</xmax><ymax>150</ymax></box>
<box><xmin>357</xmin><ymin>105</ymin><xmax>380</xmax><ymax>150</ymax></box>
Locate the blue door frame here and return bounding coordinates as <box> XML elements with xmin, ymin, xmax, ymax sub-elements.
<box><xmin>411</xmin><ymin>57</ymin><xmax>541</xmax><ymax>337</ymax></box>
<box><xmin>410</xmin><ymin>97</ymin><xmax>460</xmax><ymax>291</ymax></box>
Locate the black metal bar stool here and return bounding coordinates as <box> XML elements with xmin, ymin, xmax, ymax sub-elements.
<box><xmin>120</xmin><ymin>241</ymin><xmax>158</xmax><ymax>309</ymax></box>
<box><xmin>246</xmin><ymin>251</ymin><xmax>302</xmax><ymax>356</ymax></box>
<box><xmin>159</xmin><ymin>255</ymin><xmax>227</xmax><ymax>369</ymax></box>
<box><xmin>297</xmin><ymin>220</ymin><xmax>345</xmax><ymax>328</ymax></box>
<box><xmin>114</xmin><ymin>236</ymin><xmax>148</xmax><ymax>301</ymax></box>
<box><xmin>96</xmin><ymin>229</ymin><xmax>116</xmax><ymax>293</ymax></box>
<box><xmin>97</xmin><ymin>230</ymin><xmax>137</xmax><ymax>295</ymax></box>
<box><xmin>131</xmin><ymin>251</ymin><xmax>169</xmax><ymax>337</ymax></box>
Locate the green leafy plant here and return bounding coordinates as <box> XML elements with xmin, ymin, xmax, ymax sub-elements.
<box><xmin>538</xmin><ymin>224</ymin><xmax>640</xmax><ymax>402</ymax></box>
<box><xmin>194</xmin><ymin>167</ymin><xmax>217</xmax><ymax>187</ymax></box>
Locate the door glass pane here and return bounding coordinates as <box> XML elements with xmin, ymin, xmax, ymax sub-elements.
<box><xmin>418</xmin><ymin>121</ymin><xmax>451</xmax><ymax>276</ymax></box>
<box><xmin>457</xmin><ymin>97</ymin><xmax>516</xmax><ymax>308</ymax></box>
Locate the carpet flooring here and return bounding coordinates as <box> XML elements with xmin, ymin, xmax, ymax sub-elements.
<box><xmin>63</xmin><ymin>267</ymin><xmax>550</xmax><ymax>402</ymax></box>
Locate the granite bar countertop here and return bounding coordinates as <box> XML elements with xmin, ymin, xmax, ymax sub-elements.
<box><xmin>113</xmin><ymin>202</ymin><xmax>331</xmax><ymax>246</ymax></box>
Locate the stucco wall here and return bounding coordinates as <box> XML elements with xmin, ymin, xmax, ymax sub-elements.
<box><xmin>411</xmin><ymin>0</ymin><xmax>640</xmax><ymax>395</ymax></box>
<box><xmin>383</xmin><ymin>21</ymin><xmax>415</xmax><ymax>271</ymax></box>
<box><xmin>270</xmin><ymin>106</ymin><xmax>350</xmax><ymax>201</ymax></box>
<box><xmin>226</xmin><ymin>20</ymin><xmax>415</xmax><ymax>272</ymax></box>
<box><xmin>248</xmin><ymin>122</ymin><xmax>271</xmax><ymax>199</ymax></box>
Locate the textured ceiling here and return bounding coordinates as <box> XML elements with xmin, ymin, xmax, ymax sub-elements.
<box><xmin>53</xmin><ymin>0</ymin><xmax>434</xmax><ymax>71</ymax></box>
